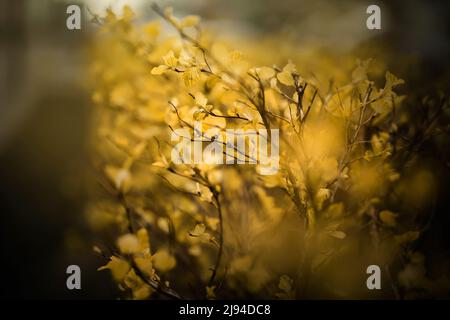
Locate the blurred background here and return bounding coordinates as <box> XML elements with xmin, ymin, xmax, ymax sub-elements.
<box><xmin>0</xmin><ymin>0</ymin><xmax>449</xmax><ymax>299</ymax></box>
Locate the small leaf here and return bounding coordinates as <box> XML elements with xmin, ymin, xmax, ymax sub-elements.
<box><xmin>190</xmin><ymin>223</ymin><xmax>206</xmax><ymax>236</ymax></box>
<box><xmin>395</xmin><ymin>231</ymin><xmax>420</xmax><ymax>245</ymax></box>
<box><xmin>183</xmin><ymin>67</ymin><xmax>201</xmax><ymax>87</ymax></box>
<box><xmin>385</xmin><ymin>71</ymin><xmax>404</xmax><ymax>90</ymax></box>
<box><xmin>152</xmin><ymin>161</ymin><xmax>168</xmax><ymax>168</ymax></box>
<box><xmin>105</xmin><ymin>165</ymin><xmax>131</xmax><ymax>191</ymax></box>
<box><xmin>275</xmin><ymin>275</ymin><xmax>295</xmax><ymax>299</ymax></box>
<box><xmin>330</xmin><ymin>230</ymin><xmax>346</xmax><ymax>239</ymax></box>
<box><xmin>194</xmin><ymin>92</ymin><xmax>208</xmax><ymax>107</ymax></box>
<box><xmin>279</xmin><ymin>275</ymin><xmax>293</xmax><ymax>293</ymax></box>
<box><xmin>180</xmin><ymin>15</ymin><xmax>200</xmax><ymax>28</ymax></box>
<box><xmin>256</xmin><ymin>66</ymin><xmax>275</xmax><ymax>80</ymax></box>
<box><xmin>98</xmin><ymin>256</ymin><xmax>130</xmax><ymax>281</ymax></box>
<box><xmin>379</xmin><ymin>210</ymin><xmax>397</xmax><ymax>227</ymax></box>
<box><xmin>162</xmin><ymin>50</ymin><xmax>178</xmax><ymax>67</ymax></box>
<box><xmin>152</xmin><ymin>249</ymin><xmax>176</xmax><ymax>272</ymax></box>
<box><xmin>193</xmin><ymin>108</ymin><xmax>208</xmax><ymax>120</ymax></box>
<box><xmin>189</xmin><ymin>223</ymin><xmax>212</xmax><ymax>242</ymax></box>
<box><xmin>206</xmin><ymin>285</ymin><xmax>216</xmax><ymax>299</ymax></box>
<box><xmin>117</xmin><ymin>234</ymin><xmax>141</xmax><ymax>254</ymax></box>
<box><xmin>277</xmin><ymin>71</ymin><xmax>294</xmax><ymax>86</ymax></box>
<box><xmin>151</xmin><ymin>65</ymin><xmax>169</xmax><ymax>75</ymax></box>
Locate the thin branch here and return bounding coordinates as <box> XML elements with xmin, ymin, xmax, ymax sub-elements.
<box><xmin>208</xmin><ymin>191</ymin><xmax>224</xmax><ymax>286</ymax></box>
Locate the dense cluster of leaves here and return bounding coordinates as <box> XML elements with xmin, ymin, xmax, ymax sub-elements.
<box><xmin>88</xmin><ymin>6</ymin><xmax>449</xmax><ymax>299</ymax></box>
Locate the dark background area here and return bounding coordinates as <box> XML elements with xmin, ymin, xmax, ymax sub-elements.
<box><xmin>0</xmin><ymin>0</ymin><xmax>449</xmax><ymax>299</ymax></box>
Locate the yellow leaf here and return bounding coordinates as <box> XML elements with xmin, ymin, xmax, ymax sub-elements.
<box><xmin>202</xmin><ymin>109</ymin><xmax>226</xmax><ymax>129</ymax></box>
<box><xmin>136</xmin><ymin>228</ymin><xmax>150</xmax><ymax>251</ymax></box>
<box><xmin>283</xmin><ymin>62</ymin><xmax>297</xmax><ymax>73</ymax></box>
<box><xmin>157</xmin><ymin>217</ymin><xmax>170</xmax><ymax>234</ymax></box>
<box><xmin>230</xmin><ymin>255</ymin><xmax>252</xmax><ymax>273</ymax></box>
<box><xmin>163</xmin><ymin>50</ymin><xmax>178</xmax><ymax>67</ymax></box>
<box><xmin>93</xmin><ymin>245</ymin><xmax>102</xmax><ymax>254</ymax></box>
<box><xmin>316</xmin><ymin>188</ymin><xmax>331</xmax><ymax>209</ymax></box>
<box><xmin>277</xmin><ymin>62</ymin><xmax>297</xmax><ymax>86</ymax></box>
<box><xmin>389</xmin><ymin>171</ymin><xmax>400</xmax><ymax>182</ymax></box>
<box><xmin>371</xmin><ymin>132</ymin><xmax>389</xmax><ymax>154</ymax></box>
<box><xmin>229</xmin><ymin>50</ymin><xmax>242</xmax><ymax>62</ymax></box>
<box><xmin>124</xmin><ymin>269</ymin><xmax>139</xmax><ymax>289</ymax></box>
<box><xmin>110</xmin><ymin>83</ymin><xmax>133</xmax><ymax>107</ymax></box>
<box><xmin>385</xmin><ymin>71</ymin><xmax>404</xmax><ymax>90</ymax></box>
<box><xmin>131</xmin><ymin>141</ymin><xmax>146</xmax><ymax>158</ymax></box>
<box><xmin>194</xmin><ymin>92</ymin><xmax>208</xmax><ymax>107</ymax></box>
<box><xmin>326</xmin><ymin>203</ymin><xmax>344</xmax><ymax>218</ymax></box>
<box><xmin>180</xmin><ymin>15</ymin><xmax>200</xmax><ymax>28</ymax></box>
<box><xmin>151</xmin><ymin>65</ymin><xmax>169</xmax><ymax>75</ymax></box>
<box><xmin>190</xmin><ymin>223</ymin><xmax>206</xmax><ymax>235</ymax></box>
<box><xmin>98</xmin><ymin>256</ymin><xmax>130</xmax><ymax>281</ymax></box>
<box><xmin>143</xmin><ymin>21</ymin><xmax>160</xmax><ymax>37</ymax></box>
<box><xmin>329</xmin><ymin>230</ymin><xmax>346</xmax><ymax>240</ymax></box>
<box><xmin>152</xmin><ymin>161</ymin><xmax>168</xmax><ymax>168</ymax></box>
<box><xmin>275</xmin><ymin>275</ymin><xmax>295</xmax><ymax>299</ymax></box>
<box><xmin>279</xmin><ymin>275</ymin><xmax>293</xmax><ymax>293</ymax></box>
<box><xmin>206</xmin><ymin>216</ymin><xmax>219</xmax><ymax>231</ymax></box>
<box><xmin>395</xmin><ymin>231</ymin><xmax>420</xmax><ymax>245</ymax></box>
<box><xmin>152</xmin><ymin>249</ymin><xmax>176</xmax><ymax>272</ymax></box>
<box><xmin>104</xmin><ymin>8</ymin><xmax>117</xmax><ymax>25</ymax></box>
<box><xmin>193</xmin><ymin>109</ymin><xmax>208</xmax><ymax>120</ymax></box>
<box><xmin>188</xmin><ymin>245</ymin><xmax>202</xmax><ymax>256</ymax></box>
<box><xmin>352</xmin><ymin>59</ymin><xmax>371</xmax><ymax>83</ymax></box>
<box><xmin>189</xmin><ymin>223</ymin><xmax>212</xmax><ymax>242</ymax></box>
<box><xmin>277</xmin><ymin>71</ymin><xmax>294</xmax><ymax>86</ymax></box>
<box><xmin>134</xmin><ymin>255</ymin><xmax>153</xmax><ymax>277</ymax></box>
<box><xmin>270</xmin><ymin>77</ymin><xmax>278</xmax><ymax>89</ymax></box>
<box><xmin>183</xmin><ymin>67</ymin><xmax>201</xmax><ymax>87</ymax></box>
<box><xmin>105</xmin><ymin>165</ymin><xmax>131</xmax><ymax>191</ymax></box>
<box><xmin>256</xmin><ymin>67</ymin><xmax>275</xmax><ymax>80</ymax></box>
<box><xmin>117</xmin><ymin>233</ymin><xmax>141</xmax><ymax>254</ymax></box>
<box><xmin>379</xmin><ymin>210</ymin><xmax>397</xmax><ymax>227</ymax></box>
<box><xmin>133</xmin><ymin>285</ymin><xmax>152</xmax><ymax>300</ymax></box>
<box><xmin>123</xmin><ymin>269</ymin><xmax>153</xmax><ymax>299</ymax></box>
<box><xmin>164</xmin><ymin>6</ymin><xmax>173</xmax><ymax>17</ymax></box>
<box><xmin>179</xmin><ymin>49</ymin><xmax>194</xmax><ymax>67</ymax></box>
<box><xmin>206</xmin><ymin>285</ymin><xmax>216</xmax><ymax>299</ymax></box>
<box><xmin>122</xmin><ymin>5</ymin><xmax>134</xmax><ymax>22</ymax></box>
